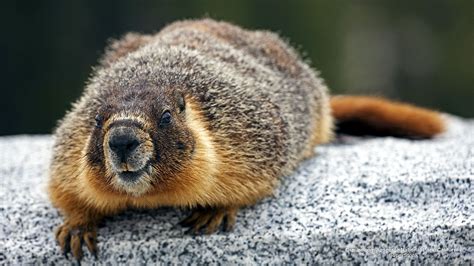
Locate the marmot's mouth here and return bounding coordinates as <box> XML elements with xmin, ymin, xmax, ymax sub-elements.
<box><xmin>117</xmin><ymin>165</ymin><xmax>149</xmax><ymax>183</ymax></box>
<box><xmin>117</xmin><ymin>171</ymin><xmax>142</xmax><ymax>182</ymax></box>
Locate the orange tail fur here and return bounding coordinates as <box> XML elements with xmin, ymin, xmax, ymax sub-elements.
<box><xmin>330</xmin><ymin>96</ymin><xmax>445</xmax><ymax>139</ymax></box>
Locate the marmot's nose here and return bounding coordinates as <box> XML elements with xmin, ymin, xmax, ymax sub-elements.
<box><xmin>108</xmin><ymin>129</ymin><xmax>140</xmax><ymax>160</ymax></box>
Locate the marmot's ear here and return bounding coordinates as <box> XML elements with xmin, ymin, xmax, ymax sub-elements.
<box><xmin>99</xmin><ymin>33</ymin><xmax>153</xmax><ymax>67</ymax></box>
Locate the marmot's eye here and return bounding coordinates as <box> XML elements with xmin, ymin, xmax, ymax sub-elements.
<box><xmin>178</xmin><ymin>94</ymin><xmax>185</xmax><ymax>113</ymax></box>
<box><xmin>160</xmin><ymin>111</ymin><xmax>172</xmax><ymax>126</ymax></box>
<box><xmin>95</xmin><ymin>114</ymin><xmax>103</xmax><ymax>128</ymax></box>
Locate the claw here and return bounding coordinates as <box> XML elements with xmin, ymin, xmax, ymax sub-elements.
<box><xmin>84</xmin><ymin>231</ymin><xmax>98</xmax><ymax>258</ymax></box>
<box><xmin>224</xmin><ymin>209</ymin><xmax>237</xmax><ymax>231</ymax></box>
<box><xmin>70</xmin><ymin>233</ymin><xmax>83</xmax><ymax>260</ymax></box>
<box><xmin>204</xmin><ymin>211</ymin><xmax>225</xmax><ymax>234</ymax></box>
<box><xmin>56</xmin><ymin>225</ymin><xmax>71</xmax><ymax>257</ymax></box>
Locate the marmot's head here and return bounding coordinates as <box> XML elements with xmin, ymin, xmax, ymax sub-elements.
<box><xmin>86</xmin><ymin>85</ymin><xmax>195</xmax><ymax>196</ymax></box>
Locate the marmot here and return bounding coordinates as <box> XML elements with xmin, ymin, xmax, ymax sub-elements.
<box><xmin>49</xmin><ymin>18</ymin><xmax>444</xmax><ymax>260</ymax></box>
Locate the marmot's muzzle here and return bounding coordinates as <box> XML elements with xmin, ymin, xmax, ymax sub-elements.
<box><xmin>108</xmin><ymin>127</ymin><xmax>140</xmax><ymax>162</ymax></box>
<box><xmin>104</xmin><ymin>121</ymin><xmax>153</xmax><ymax>182</ymax></box>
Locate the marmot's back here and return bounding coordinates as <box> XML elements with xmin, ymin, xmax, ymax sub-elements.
<box><xmin>158</xmin><ymin>19</ymin><xmax>304</xmax><ymax>77</ymax></box>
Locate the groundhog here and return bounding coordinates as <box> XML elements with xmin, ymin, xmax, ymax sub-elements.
<box><xmin>48</xmin><ymin>18</ymin><xmax>445</xmax><ymax>260</ymax></box>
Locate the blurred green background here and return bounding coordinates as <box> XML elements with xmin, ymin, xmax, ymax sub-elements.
<box><xmin>2</xmin><ymin>0</ymin><xmax>473</xmax><ymax>135</ymax></box>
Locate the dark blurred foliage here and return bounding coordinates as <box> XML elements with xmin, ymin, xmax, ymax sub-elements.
<box><xmin>1</xmin><ymin>0</ymin><xmax>473</xmax><ymax>135</ymax></box>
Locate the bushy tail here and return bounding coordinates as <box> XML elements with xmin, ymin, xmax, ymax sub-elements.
<box><xmin>330</xmin><ymin>96</ymin><xmax>445</xmax><ymax>139</ymax></box>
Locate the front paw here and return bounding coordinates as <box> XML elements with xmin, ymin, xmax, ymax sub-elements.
<box><xmin>55</xmin><ymin>222</ymin><xmax>98</xmax><ymax>261</ymax></box>
<box><xmin>180</xmin><ymin>206</ymin><xmax>238</xmax><ymax>234</ymax></box>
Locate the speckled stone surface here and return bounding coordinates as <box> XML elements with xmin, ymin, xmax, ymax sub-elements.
<box><xmin>1</xmin><ymin>116</ymin><xmax>473</xmax><ymax>264</ymax></box>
